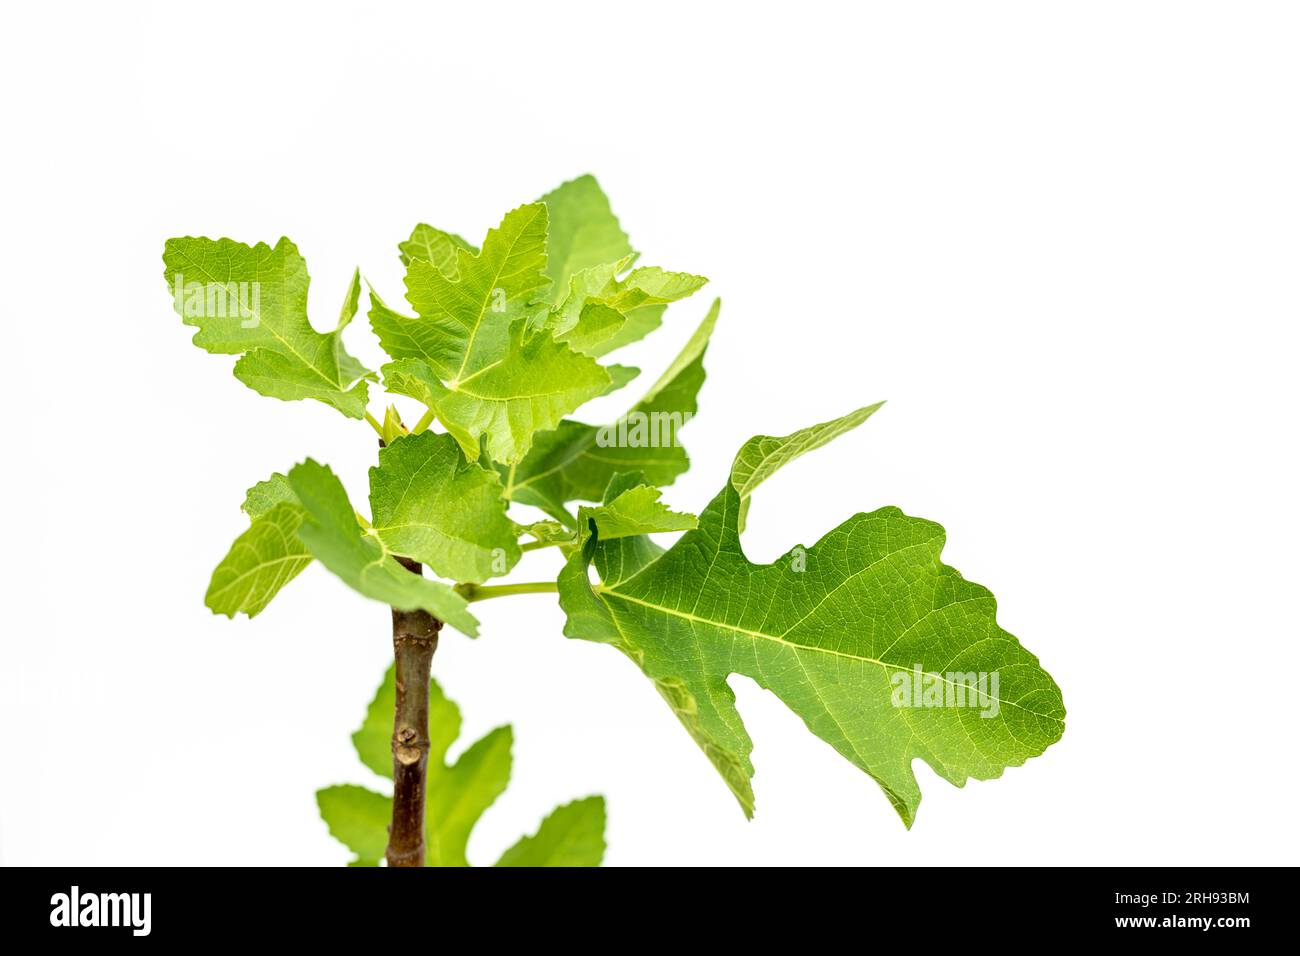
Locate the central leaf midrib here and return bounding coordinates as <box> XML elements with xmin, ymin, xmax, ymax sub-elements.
<box><xmin>450</xmin><ymin>372</ymin><xmax>599</xmax><ymax>402</ymax></box>
<box><xmin>452</xmin><ymin>206</ymin><xmax>544</xmax><ymax>383</ymax></box>
<box><xmin>594</xmin><ymin>588</ymin><xmax>1054</xmax><ymax>719</ymax></box>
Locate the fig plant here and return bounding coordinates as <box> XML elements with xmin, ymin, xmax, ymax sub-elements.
<box><xmin>164</xmin><ymin>175</ymin><xmax>1065</xmax><ymax>866</ymax></box>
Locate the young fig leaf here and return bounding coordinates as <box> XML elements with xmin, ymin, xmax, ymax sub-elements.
<box><xmin>397</xmin><ymin>223</ymin><xmax>477</xmax><ymax>272</ymax></box>
<box><xmin>163</xmin><ymin>237</ymin><xmax>374</xmax><ymax>418</ymax></box>
<box><xmin>370</xmin><ymin>203</ymin><xmax>612</xmax><ymax>463</ymax></box>
<box><xmin>579</xmin><ymin>484</ymin><xmax>697</xmax><ymax>542</ymax></box>
<box><xmin>370</xmin><ymin>203</ymin><xmax>551</xmax><ymax>382</ymax></box>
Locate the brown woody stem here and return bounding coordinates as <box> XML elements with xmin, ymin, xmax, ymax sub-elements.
<box><xmin>385</xmin><ymin>556</ymin><xmax>442</xmax><ymax>868</ymax></box>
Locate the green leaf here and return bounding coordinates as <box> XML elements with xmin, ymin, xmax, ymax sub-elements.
<box><xmin>538</xmin><ymin>174</ymin><xmax>704</xmax><ymax>355</ymax></box>
<box><xmin>397</xmin><ymin>223</ymin><xmax>477</xmax><ymax>273</ymax></box>
<box><xmin>241</xmin><ymin>471</ymin><xmax>297</xmax><ymax>518</ymax></box>
<box><xmin>205</xmin><ymin>501</ymin><xmax>312</xmax><ymax>618</ymax></box>
<box><xmin>552</xmin><ymin>266</ymin><xmax>708</xmax><ymax>357</ymax></box>
<box><xmin>337</xmin><ymin>266</ymin><xmax>362</xmax><ymax>329</ymax></box>
<box><xmin>495</xmin><ymin>797</ymin><xmax>607</xmax><ymax>867</ymax></box>
<box><xmin>539</xmin><ymin>175</ymin><xmax>634</xmax><ymax>302</ymax></box>
<box><xmin>319</xmin><ymin>667</ymin><xmax>605</xmax><ymax>867</ymax></box>
<box><xmin>503</xmin><ymin>298</ymin><xmax>719</xmax><ymax>523</ymax></box>
<box><xmin>631</xmin><ymin>296</ymin><xmax>718</xmax><ymax>415</ymax></box>
<box><xmin>372</xmin><ymin>203</ymin><xmax>613</xmax><ymax>464</ymax></box>
<box><xmin>371</xmin><ymin>204</ymin><xmax>551</xmax><ymax>381</ymax></box>
<box><xmin>580</xmin><ymin>484</ymin><xmax>697</xmax><ymax>541</ymax></box>
<box><xmin>583</xmin><ymin>267</ymin><xmax>708</xmax><ymax>318</ymax></box>
<box><xmin>731</xmin><ymin>401</ymin><xmax>884</xmax><ymax>496</ymax></box>
<box><xmin>601</xmin><ymin>363</ymin><xmax>640</xmax><ymax>395</ymax></box>
<box><xmin>427</xmin><ymin>724</ymin><xmax>513</xmax><ymax>867</ymax></box>
<box><xmin>368</xmin><ymin>431</ymin><xmax>520</xmax><ymax>583</ymax></box>
<box><xmin>163</xmin><ymin>237</ymin><xmax>373</xmax><ymax>418</ymax></box>
<box><xmin>730</xmin><ymin>401</ymin><xmax>886</xmax><ymax>533</ymax></box>
<box><xmin>380</xmin><ymin>318</ymin><xmax>611</xmax><ymax>464</ymax></box>
<box><xmin>350</xmin><ymin>659</ymin><xmax>400</xmax><ymax>779</ymax></box>
<box><xmin>334</xmin><ymin>269</ymin><xmax>373</xmax><ymax>393</ymax></box>
<box><xmin>316</xmin><ymin>785</ymin><xmax>391</xmax><ymax>867</ymax></box>
<box><xmin>558</xmin><ymin>408</ymin><xmax>1066</xmax><ymax>825</ymax></box>
<box><xmin>584</xmin><ymin>472</ymin><xmax>668</xmax><ymax>588</ymax></box>
<box><xmin>519</xmin><ymin>520</ymin><xmax>576</xmax><ymax>548</ymax></box>
<box><xmin>286</xmin><ymin>459</ymin><xmax>479</xmax><ymax>636</ymax></box>
<box><xmin>546</xmin><ymin>256</ymin><xmax>634</xmax><ymax>333</ymax></box>
<box><xmin>554</xmin><ymin>303</ymin><xmax>626</xmax><ymax>355</ymax></box>
<box><xmin>380</xmin><ymin>404</ymin><xmax>406</xmax><ymax>445</ymax></box>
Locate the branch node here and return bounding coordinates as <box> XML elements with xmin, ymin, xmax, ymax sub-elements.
<box><xmin>395</xmin><ymin>744</ymin><xmax>423</xmax><ymax>766</ymax></box>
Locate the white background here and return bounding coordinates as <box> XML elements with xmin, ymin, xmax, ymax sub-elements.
<box><xmin>2</xmin><ymin>1</ymin><xmax>1297</xmax><ymax>866</ymax></box>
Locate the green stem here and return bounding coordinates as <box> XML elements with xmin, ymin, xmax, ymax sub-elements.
<box><xmin>454</xmin><ymin>581</ymin><xmax>559</xmax><ymax>603</ymax></box>
<box><xmin>555</xmin><ymin>505</ymin><xmax>579</xmax><ymax>530</ymax></box>
<box><xmin>364</xmin><ymin>411</ymin><xmax>385</xmax><ymax>438</ymax></box>
<box><xmin>520</xmin><ymin>538</ymin><xmax>572</xmax><ymax>553</ymax></box>
<box><xmin>412</xmin><ymin>409</ymin><xmax>437</xmax><ymax>435</ymax></box>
